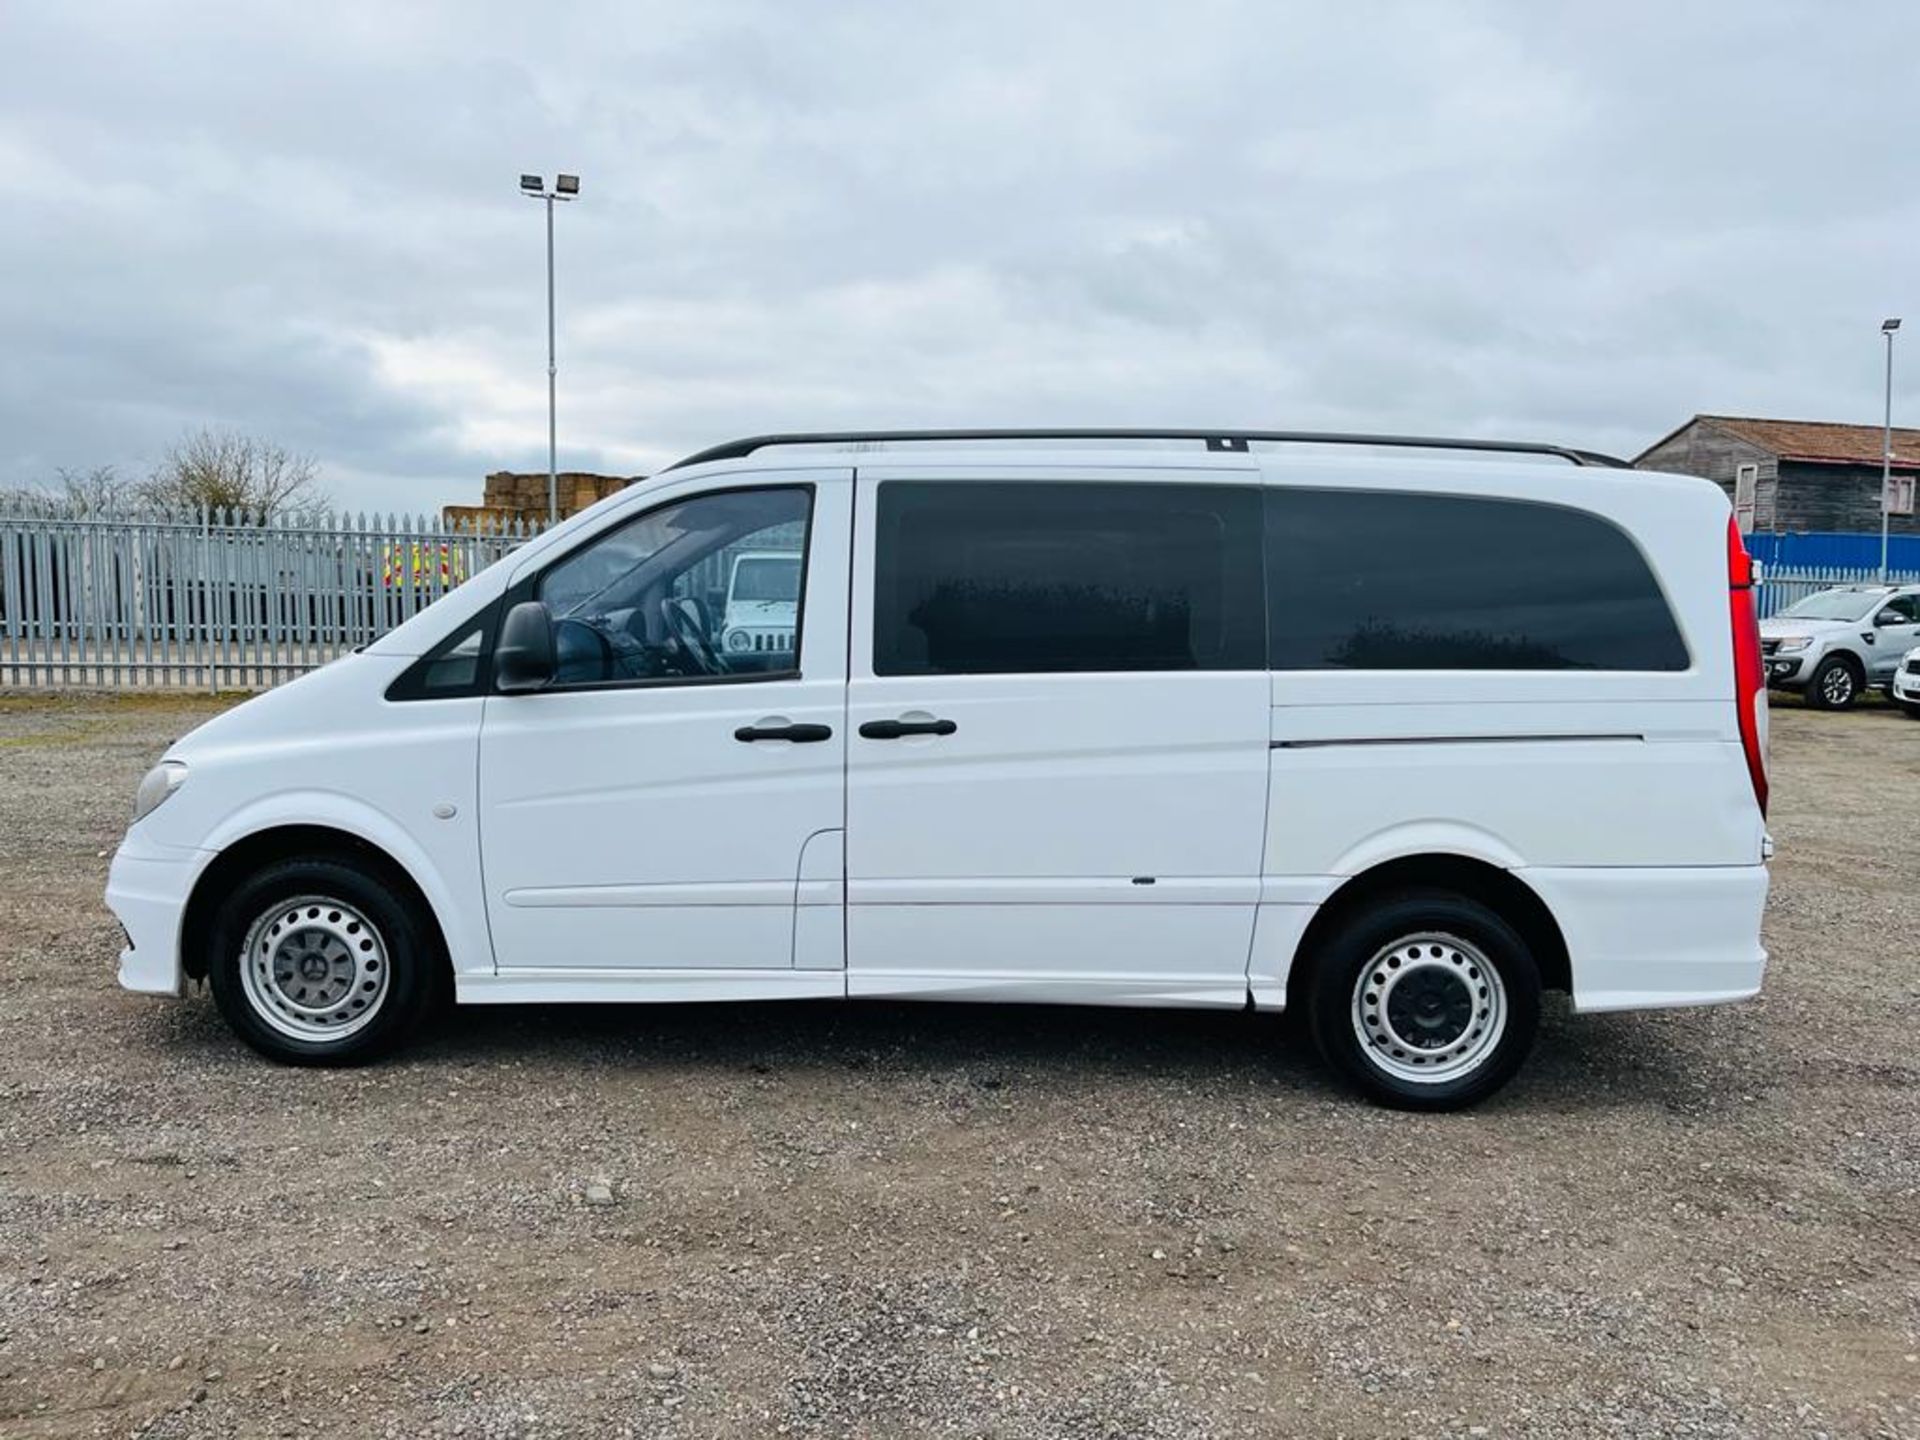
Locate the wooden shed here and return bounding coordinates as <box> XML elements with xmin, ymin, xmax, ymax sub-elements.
<box><xmin>1636</xmin><ymin>415</ymin><xmax>1919</xmax><ymax>535</ymax></box>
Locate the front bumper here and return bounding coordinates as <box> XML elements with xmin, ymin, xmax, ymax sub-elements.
<box><xmin>1764</xmin><ymin>650</ymin><xmax>1810</xmax><ymax>685</ymax></box>
<box><xmin>105</xmin><ymin>832</ymin><xmax>211</xmax><ymax>997</ymax></box>
<box><xmin>1894</xmin><ymin>667</ymin><xmax>1920</xmax><ymax>704</ymax></box>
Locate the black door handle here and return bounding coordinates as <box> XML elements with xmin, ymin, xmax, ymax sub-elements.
<box><xmin>734</xmin><ymin>722</ymin><xmax>833</xmax><ymax>743</ymax></box>
<box><xmin>858</xmin><ymin>717</ymin><xmax>958</xmax><ymax>740</ymax></box>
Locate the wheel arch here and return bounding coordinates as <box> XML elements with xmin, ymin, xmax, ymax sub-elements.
<box><xmin>180</xmin><ymin>823</ymin><xmax>452</xmax><ymax>983</ymax></box>
<box><xmin>1283</xmin><ymin>853</ymin><xmax>1571</xmax><ymax>1015</ymax></box>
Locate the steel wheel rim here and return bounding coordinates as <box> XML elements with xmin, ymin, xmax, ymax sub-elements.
<box><xmin>1822</xmin><ymin>666</ymin><xmax>1853</xmax><ymax>705</ymax></box>
<box><xmin>1350</xmin><ymin>932</ymin><xmax>1507</xmax><ymax>1085</ymax></box>
<box><xmin>239</xmin><ymin>895</ymin><xmax>390</xmax><ymax>1042</ymax></box>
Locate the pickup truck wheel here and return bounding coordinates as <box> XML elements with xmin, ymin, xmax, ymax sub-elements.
<box><xmin>1306</xmin><ymin>891</ymin><xmax>1541</xmax><ymax>1111</ymax></box>
<box><xmin>1806</xmin><ymin>655</ymin><xmax>1861</xmax><ymax>710</ymax></box>
<box><xmin>206</xmin><ymin>856</ymin><xmax>435</xmax><ymax>1066</ymax></box>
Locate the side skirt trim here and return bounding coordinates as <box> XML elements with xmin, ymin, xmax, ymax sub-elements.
<box><xmin>458</xmin><ymin>969</ymin><xmax>844</xmax><ymax>1005</ymax></box>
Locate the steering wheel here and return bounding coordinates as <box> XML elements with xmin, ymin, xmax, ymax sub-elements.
<box><xmin>661</xmin><ymin>596</ymin><xmax>721</xmax><ymax>674</ymax></box>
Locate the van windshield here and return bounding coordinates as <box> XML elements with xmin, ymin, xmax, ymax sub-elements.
<box><xmin>1779</xmin><ymin>591</ymin><xmax>1881</xmax><ymax>622</ymax></box>
<box><xmin>730</xmin><ymin>556</ymin><xmax>801</xmax><ymax>603</ymax></box>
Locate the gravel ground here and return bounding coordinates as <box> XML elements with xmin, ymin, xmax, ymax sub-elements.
<box><xmin>0</xmin><ymin>689</ymin><xmax>1915</xmax><ymax>1439</ymax></box>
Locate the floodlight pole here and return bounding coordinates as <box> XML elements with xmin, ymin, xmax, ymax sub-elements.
<box><xmin>1881</xmin><ymin>319</ymin><xmax>1901</xmax><ymax>581</ymax></box>
<box><xmin>520</xmin><ymin>173</ymin><xmax>579</xmax><ymax>525</ymax></box>
<box><xmin>545</xmin><ymin>191</ymin><xmax>557</xmax><ymax>527</ymax></box>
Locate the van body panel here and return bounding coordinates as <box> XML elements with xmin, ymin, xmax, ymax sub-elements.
<box><xmin>793</xmin><ymin>828</ymin><xmax>846</xmax><ymax>972</ymax></box>
<box><xmin>842</xmin><ymin>465</ymin><xmax>1269</xmax><ymax>1002</ymax></box>
<box><xmin>1263</xmin><ymin>735</ymin><xmax>1763</xmax><ymax>874</ymax></box>
<box><xmin>843</xmin><ymin>672</ymin><xmax>1271</xmax><ymax>885</ymax></box>
<box><xmin>842</xmin><ymin>912</ymin><xmax>1250</xmax><ymax>1008</ymax></box>
<box><xmin>474</xmin><ymin>470</ymin><xmax>852</xmax><ymax>971</ymax></box>
<box><xmin>477</xmin><ymin>680</ymin><xmax>845</xmax><ymax>969</ymax></box>
<box><xmin>457</xmin><ymin>968</ymin><xmax>845</xmax><ymax>1005</ymax></box>
<box><xmin>107</xmin><ymin>830</ymin><xmax>210</xmax><ymax>996</ymax></box>
<box><xmin>1246</xmin><ymin>901</ymin><xmax>1317</xmax><ymax>1008</ymax></box>
<box><xmin>1521</xmin><ymin>864</ymin><xmax>1769</xmax><ymax>1011</ymax></box>
<box><xmin>125</xmin><ymin>652</ymin><xmax>493</xmax><ymax>981</ymax></box>
<box><xmin>1251</xmin><ymin>459</ymin><xmax>1761</xmax><ymax>1013</ymax></box>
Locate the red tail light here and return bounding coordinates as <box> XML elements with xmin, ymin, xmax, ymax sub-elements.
<box><xmin>1727</xmin><ymin>517</ymin><xmax>1768</xmax><ymax>816</ymax></box>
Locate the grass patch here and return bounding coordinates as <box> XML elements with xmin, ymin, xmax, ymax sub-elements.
<box><xmin>0</xmin><ymin>689</ymin><xmax>247</xmax><ymax>715</ymax></box>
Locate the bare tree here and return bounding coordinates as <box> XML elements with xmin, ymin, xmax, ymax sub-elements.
<box><xmin>142</xmin><ymin>428</ymin><xmax>329</xmax><ymax>518</ymax></box>
<box><xmin>55</xmin><ymin>465</ymin><xmax>136</xmax><ymax>512</ymax></box>
<box><xmin>0</xmin><ymin>465</ymin><xmax>137</xmax><ymax>514</ymax></box>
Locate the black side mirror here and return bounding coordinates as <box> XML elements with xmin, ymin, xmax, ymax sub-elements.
<box><xmin>1875</xmin><ymin>609</ymin><xmax>1903</xmax><ymax>628</ymax></box>
<box><xmin>494</xmin><ymin>600</ymin><xmax>556</xmax><ymax>693</ymax></box>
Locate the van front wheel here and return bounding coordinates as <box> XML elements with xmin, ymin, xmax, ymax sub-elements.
<box><xmin>206</xmin><ymin>856</ymin><xmax>436</xmax><ymax>1066</ymax></box>
<box><xmin>1305</xmin><ymin>891</ymin><xmax>1541</xmax><ymax>1111</ymax></box>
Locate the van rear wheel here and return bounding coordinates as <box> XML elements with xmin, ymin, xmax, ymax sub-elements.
<box><xmin>1305</xmin><ymin>890</ymin><xmax>1541</xmax><ymax>1111</ymax></box>
<box><xmin>206</xmin><ymin>855</ymin><xmax>436</xmax><ymax>1066</ymax></box>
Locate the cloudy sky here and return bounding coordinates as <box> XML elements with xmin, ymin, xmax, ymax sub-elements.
<box><xmin>2</xmin><ymin>1</ymin><xmax>1916</xmax><ymax>513</ymax></box>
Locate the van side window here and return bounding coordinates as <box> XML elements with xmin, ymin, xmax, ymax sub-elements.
<box><xmin>872</xmin><ymin>482</ymin><xmax>1264</xmax><ymax>675</ymax></box>
<box><xmin>386</xmin><ymin>620</ymin><xmax>491</xmax><ymax>701</ymax></box>
<box><xmin>420</xmin><ymin>626</ymin><xmax>484</xmax><ymax>690</ymax></box>
<box><xmin>1265</xmin><ymin>488</ymin><xmax>1688</xmax><ymax>671</ymax></box>
<box><xmin>536</xmin><ymin>486</ymin><xmax>811</xmax><ymax>688</ymax></box>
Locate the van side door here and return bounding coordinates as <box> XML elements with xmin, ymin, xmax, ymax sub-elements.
<box><xmin>842</xmin><ymin>468</ymin><xmax>1270</xmax><ymax>1006</ymax></box>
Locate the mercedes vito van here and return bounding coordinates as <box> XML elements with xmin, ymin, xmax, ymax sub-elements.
<box><xmin>106</xmin><ymin>430</ymin><xmax>1772</xmax><ymax>1109</ymax></box>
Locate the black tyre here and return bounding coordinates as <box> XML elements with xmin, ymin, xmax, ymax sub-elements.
<box><xmin>1305</xmin><ymin>890</ymin><xmax>1541</xmax><ymax>1111</ymax></box>
<box><xmin>1806</xmin><ymin>655</ymin><xmax>1861</xmax><ymax>711</ymax></box>
<box><xmin>206</xmin><ymin>855</ymin><xmax>439</xmax><ymax>1065</ymax></box>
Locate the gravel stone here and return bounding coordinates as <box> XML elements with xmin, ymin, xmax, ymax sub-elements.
<box><xmin>0</xmin><ymin>689</ymin><xmax>1914</xmax><ymax>1438</ymax></box>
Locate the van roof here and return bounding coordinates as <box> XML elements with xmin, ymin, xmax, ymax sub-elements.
<box><xmin>666</xmin><ymin>429</ymin><xmax>1630</xmax><ymax>473</ymax></box>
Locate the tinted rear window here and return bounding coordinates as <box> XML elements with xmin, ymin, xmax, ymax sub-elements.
<box><xmin>1266</xmin><ymin>488</ymin><xmax>1688</xmax><ymax>671</ymax></box>
<box><xmin>873</xmin><ymin>481</ymin><xmax>1264</xmax><ymax>675</ymax></box>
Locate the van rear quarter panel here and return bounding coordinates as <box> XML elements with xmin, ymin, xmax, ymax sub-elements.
<box><xmin>1259</xmin><ymin>463</ymin><xmax>1763</xmax><ymax>883</ymax></box>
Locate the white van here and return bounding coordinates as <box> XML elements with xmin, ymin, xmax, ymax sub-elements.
<box><xmin>106</xmin><ymin>430</ymin><xmax>1772</xmax><ymax>1109</ymax></box>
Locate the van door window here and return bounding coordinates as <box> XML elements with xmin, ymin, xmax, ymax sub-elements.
<box><xmin>1264</xmin><ymin>488</ymin><xmax>1689</xmax><ymax>671</ymax></box>
<box><xmin>871</xmin><ymin>481</ymin><xmax>1263</xmax><ymax>675</ymax></box>
<box><xmin>536</xmin><ymin>486</ymin><xmax>811</xmax><ymax>687</ymax></box>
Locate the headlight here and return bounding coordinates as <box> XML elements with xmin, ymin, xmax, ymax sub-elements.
<box><xmin>1773</xmin><ymin>636</ymin><xmax>1812</xmax><ymax>653</ymax></box>
<box><xmin>133</xmin><ymin>760</ymin><xmax>188</xmax><ymax>824</ymax></box>
<box><xmin>725</xmin><ymin>630</ymin><xmax>753</xmax><ymax>652</ymax></box>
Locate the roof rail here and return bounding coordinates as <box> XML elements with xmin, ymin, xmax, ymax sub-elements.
<box><xmin>664</xmin><ymin>428</ymin><xmax>1631</xmax><ymax>471</ymax></box>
